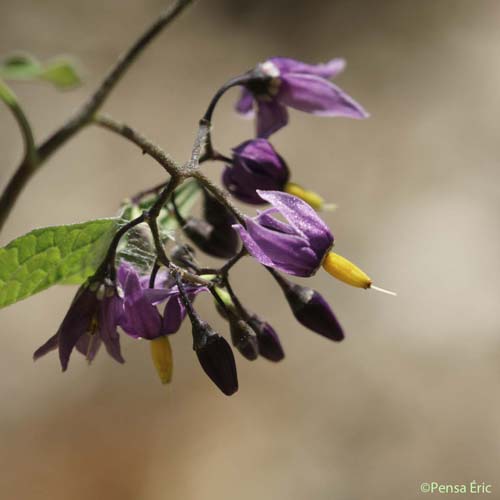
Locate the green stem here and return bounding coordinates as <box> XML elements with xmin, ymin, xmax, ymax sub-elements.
<box><xmin>0</xmin><ymin>79</ymin><xmax>37</xmax><ymax>165</ymax></box>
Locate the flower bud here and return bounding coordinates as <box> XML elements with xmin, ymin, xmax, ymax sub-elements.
<box><xmin>273</xmin><ymin>273</ymin><xmax>344</xmax><ymax>341</ymax></box>
<box><xmin>192</xmin><ymin>319</ymin><xmax>238</xmax><ymax>396</ymax></box>
<box><xmin>183</xmin><ymin>190</ymin><xmax>239</xmax><ymax>259</ymax></box>
<box><xmin>322</xmin><ymin>252</ymin><xmax>371</xmax><ymax>288</ymax></box>
<box><xmin>170</xmin><ymin>244</ymin><xmax>197</xmax><ymax>270</ymax></box>
<box><xmin>150</xmin><ymin>336</ymin><xmax>173</xmax><ymax>384</ymax></box>
<box><xmin>230</xmin><ymin>319</ymin><xmax>259</xmax><ymax>361</ymax></box>
<box><xmin>247</xmin><ymin>315</ymin><xmax>285</xmax><ymax>362</ymax></box>
<box><xmin>284</xmin><ymin>182</ymin><xmax>328</xmax><ymax>211</ymax></box>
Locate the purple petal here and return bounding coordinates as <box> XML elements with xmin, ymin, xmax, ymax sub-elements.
<box><xmin>270</xmin><ymin>57</ymin><xmax>346</xmax><ymax>79</ymax></box>
<box><xmin>99</xmin><ymin>295</ymin><xmax>125</xmax><ymax>363</ymax></box>
<box><xmin>235</xmin><ymin>88</ymin><xmax>255</xmax><ymax>118</ymax></box>
<box><xmin>162</xmin><ymin>297</ymin><xmax>185</xmax><ymax>334</ymax></box>
<box><xmin>75</xmin><ymin>333</ymin><xmax>102</xmax><ymax>362</ymax></box>
<box><xmin>279</xmin><ymin>73</ymin><xmax>368</xmax><ymax>119</ymax></box>
<box><xmin>234</xmin><ymin>218</ymin><xmax>319</xmax><ymax>277</ymax></box>
<box><xmin>255</xmin><ymin>208</ymin><xmax>300</xmax><ymax>236</ymax></box>
<box><xmin>256</xmin><ymin>100</ymin><xmax>289</xmax><ymax>138</ymax></box>
<box><xmin>58</xmin><ymin>287</ymin><xmax>99</xmax><ymax>371</ymax></box>
<box><xmin>232</xmin><ymin>222</ymin><xmax>275</xmax><ymax>268</ymax></box>
<box><xmin>122</xmin><ymin>298</ymin><xmax>162</xmax><ymax>340</ymax></box>
<box><xmin>33</xmin><ymin>333</ymin><xmax>59</xmax><ymax>361</ymax></box>
<box><xmin>244</xmin><ymin>217</ymin><xmax>319</xmax><ymax>275</ymax></box>
<box><xmin>256</xmin><ymin>190</ymin><xmax>333</xmax><ymax>259</ymax></box>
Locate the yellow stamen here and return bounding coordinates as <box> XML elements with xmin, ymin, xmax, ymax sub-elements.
<box><xmin>285</xmin><ymin>182</ymin><xmax>329</xmax><ymax>211</ymax></box>
<box><xmin>150</xmin><ymin>337</ymin><xmax>173</xmax><ymax>384</ymax></box>
<box><xmin>322</xmin><ymin>252</ymin><xmax>397</xmax><ymax>295</ymax></box>
<box><xmin>322</xmin><ymin>252</ymin><xmax>372</xmax><ymax>289</ymax></box>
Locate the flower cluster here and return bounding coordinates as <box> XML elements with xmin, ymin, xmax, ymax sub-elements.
<box><xmin>34</xmin><ymin>56</ymin><xmax>392</xmax><ymax>396</ymax></box>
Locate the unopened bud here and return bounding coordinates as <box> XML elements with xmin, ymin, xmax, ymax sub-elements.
<box><xmin>150</xmin><ymin>336</ymin><xmax>173</xmax><ymax>384</ymax></box>
<box><xmin>170</xmin><ymin>244</ymin><xmax>197</xmax><ymax>270</ymax></box>
<box><xmin>274</xmin><ymin>274</ymin><xmax>343</xmax><ymax>341</ymax></box>
<box><xmin>285</xmin><ymin>182</ymin><xmax>332</xmax><ymax>211</ymax></box>
<box><xmin>230</xmin><ymin>319</ymin><xmax>259</xmax><ymax>361</ymax></box>
<box><xmin>192</xmin><ymin>318</ymin><xmax>238</xmax><ymax>396</ymax></box>
<box><xmin>248</xmin><ymin>315</ymin><xmax>285</xmax><ymax>362</ymax></box>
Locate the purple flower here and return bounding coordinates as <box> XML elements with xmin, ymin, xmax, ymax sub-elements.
<box><xmin>222</xmin><ymin>139</ymin><xmax>290</xmax><ymax>204</ymax></box>
<box><xmin>33</xmin><ymin>279</ymin><xmax>124</xmax><ymax>370</ymax></box>
<box><xmin>118</xmin><ymin>263</ymin><xmax>208</xmax><ymax>339</ymax></box>
<box><xmin>236</xmin><ymin>57</ymin><xmax>368</xmax><ymax>138</ymax></box>
<box><xmin>233</xmin><ymin>190</ymin><xmax>333</xmax><ymax>277</ymax></box>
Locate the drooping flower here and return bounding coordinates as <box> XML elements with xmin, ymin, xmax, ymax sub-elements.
<box><xmin>117</xmin><ymin>262</ymin><xmax>208</xmax><ymax>338</ymax></box>
<box><xmin>33</xmin><ymin>278</ymin><xmax>124</xmax><ymax>370</ymax></box>
<box><xmin>222</xmin><ymin>139</ymin><xmax>290</xmax><ymax>204</ymax></box>
<box><xmin>233</xmin><ymin>190</ymin><xmax>333</xmax><ymax>277</ymax></box>
<box><xmin>235</xmin><ymin>57</ymin><xmax>368</xmax><ymax>138</ymax></box>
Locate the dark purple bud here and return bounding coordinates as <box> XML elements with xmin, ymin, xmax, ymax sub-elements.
<box><xmin>192</xmin><ymin>319</ymin><xmax>238</xmax><ymax>396</ymax></box>
<box><xmin>223</xmin><ymin>139</ymin><xmax>290</xmax><ymax>204</ymax></box>
<box><xmin>170</xmin><ymin>244</ymin><xmax>198</xmax><ymax>270</ymax></box>
<box><xmin>274</xmin><ymin>273</ymin><xmax>344</xmax><ymax>341</ymax></box>
<box><xmin>183</xmin><ymin>190</ymin><xmax>239</xmax><ymax>259</ymax></box>
<box><xmin>247</xmin><ymin>315</ymin><xmax>285</xmax><ymax>362</ymax></box>
<box><xmin>229</xmin><ymin>319</ymin><xmax>259</xmax><ymax>361</ymax></box>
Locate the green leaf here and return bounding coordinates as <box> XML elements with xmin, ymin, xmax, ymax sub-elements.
<box><xmin>0</xmin><ymin>53</ymin><xmax>82</xmax><ymax>89</ymax></box>
<box><xmin>0</xmin><ymin>54</ymin><xmax>42</xmax><ymax>80</ymax></box>
<box><xmin>40</xmin><ymin>59</ymin><xmax>81</xmax><ymax>89</ymax></box>
<box><xmin>0</xmin><ymin>218</ymin><xmax>120</xmax><ymax>308</ymax></box>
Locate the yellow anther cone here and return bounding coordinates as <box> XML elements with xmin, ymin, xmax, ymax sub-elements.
<box><xmin>150</xmin><ymin>336</ymin><xmax>173</xmax><ymax>384</ymax></box>
<box><xmin>322</xmin><ymin>252</ymin><xmax>372</xmax><ymax>289</ymax></box>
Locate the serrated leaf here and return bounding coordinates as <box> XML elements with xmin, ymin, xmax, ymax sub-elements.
<box><xmin>0</xmin><ymin>53</ymin><xmax>82</xmax><ymax>89</ymax></box>
<box><xmin>0</xmin><ymin>219</ymin><xmax>120</xmax><ymax>308</ymax></box>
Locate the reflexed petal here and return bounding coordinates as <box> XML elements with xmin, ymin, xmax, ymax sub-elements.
<box><xmin>232</xmin><ymin>223</ymin><xmax>275</xmax><ymax>268</ymax></box>
<box><xmin>162</xmin><ymin>297</ymin><xmax>185</xmax><ymax>334</ymax></box>
<box><xmin>99</xmin><ymin>294</ymin><xmax>125</xmax><ymax>363</ymax></box>
<box><xmin>234</xmin><ymin>217</ymin><xmax>319</xmax><ymax>276</ymax></box>
<box><xmin>33</xmin><ymin>333</ymin><xmax>59</xmax><ymax>361</ymax></box>
<box><xmin>58</xmin><ymin>286</ymin><xmax>99</xmax><ymax>371</ymax></box>
<box><xmin>279</xmin><ymin>73</ymin><xmax>368</xmax><ymax>119</ymax></box>
<box><xmin>270</xmin><ymin>57</ymin><xmax>346</xmax><ymax>79</ymax></box>
<box><xmin>255</xmin><ymin>208</ymin><xmax>301</xmax><ymax>236</ymax></box>
<box><xmin>256</xmin><ymin>190</ymin><xmax>333</xmax><ymax>258</ymax></box>
<box><xmin>75</xmin><ymin>332</ymin><xmax>102</xmax><ymax>362</ymax></box>
<box><xmin>235</xmin><ymin>88</ymin><xmax>254</xmax><ymax>117</ymax></box>
<box><xmin>256</xmin><ymin>100</ymin><xmax>289</xmax><ymax>138</ymax></box>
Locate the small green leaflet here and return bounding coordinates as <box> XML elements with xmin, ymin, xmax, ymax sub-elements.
<box><xmin>0</xmin><ymin>53</ymin><xmax>82</xmax><ymax>89</ymax></box>
<box><xmin>0</xmin><ymin>218</ymin><xmax>120</xmax><ymax>309</ymax></box>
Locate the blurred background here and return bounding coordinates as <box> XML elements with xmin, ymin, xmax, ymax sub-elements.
<box><xmin>1</xmin><ymin>0</ymin><xmax>500</xmax><ymax>498</ymax></box>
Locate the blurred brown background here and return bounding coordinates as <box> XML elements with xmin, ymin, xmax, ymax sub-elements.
<box><xmin>1</xmin><ymin>1</ymin><xmax>500</xmax><ymax>499</ymax></box>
